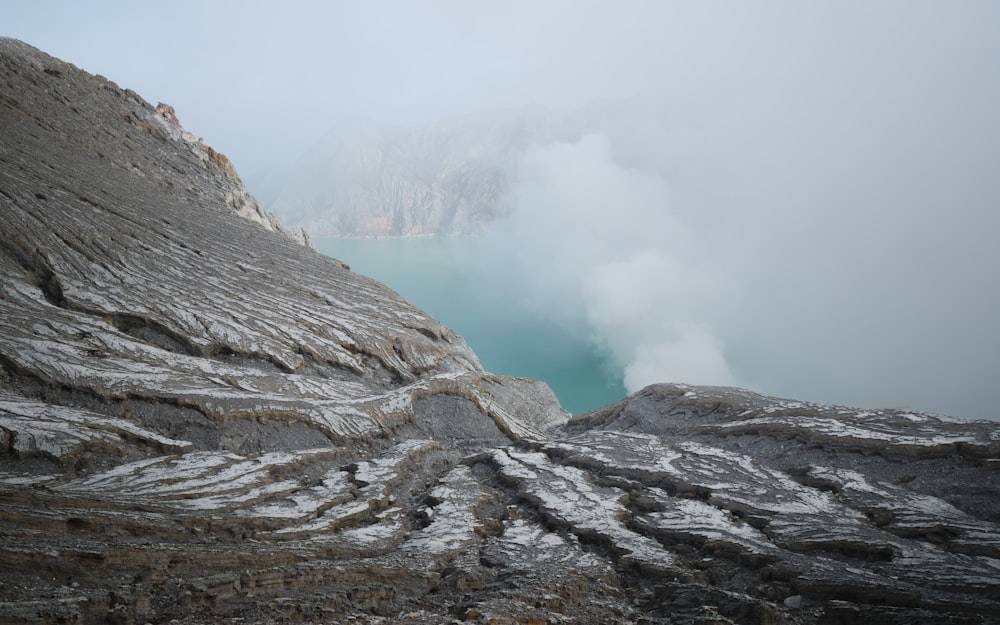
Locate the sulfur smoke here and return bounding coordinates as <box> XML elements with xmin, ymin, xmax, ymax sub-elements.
<box><xmin>487</xmin><ymin>134</ymin><xmax>737</xmax><ymax>394</ymax></box>
<box><xmin>484</xmin><ymin>62</ymin><xmax>1000</xmax><ymax>419</ymax></box>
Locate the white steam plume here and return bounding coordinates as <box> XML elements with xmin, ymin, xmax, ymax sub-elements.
<box><xmin>485</xmin><ymin>134</ymin><xmax>738</xmax><ymax>393</ymax></box>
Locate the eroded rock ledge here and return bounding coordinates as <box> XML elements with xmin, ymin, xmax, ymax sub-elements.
<box><xmin>1</xmin><ymin>38</ymin><xmax>999</xmax><ymax>625</ymax></box>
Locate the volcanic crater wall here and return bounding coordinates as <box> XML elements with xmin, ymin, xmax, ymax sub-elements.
<box><xmin>1</xmin><ymin>38</ymin><xmax>999</xmax><ymax>625</ymax></box>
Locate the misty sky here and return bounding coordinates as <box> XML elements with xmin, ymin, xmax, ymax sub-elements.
<box><xmin>4</xmin><ymin>1</ymin><xmax>1000</xmax><ymax>419</ymax></box>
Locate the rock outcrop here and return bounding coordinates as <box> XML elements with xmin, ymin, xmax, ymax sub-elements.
<box><xmin>2</xmin><ymin>38</ymin><xmax>999</xmax><ymax>625</ymax></box>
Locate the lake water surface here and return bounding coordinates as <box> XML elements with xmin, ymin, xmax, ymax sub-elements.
<box><xmin>314</xmin><ymin>237</ymin><xmax>627</xmax><ymax>414</ymax></box>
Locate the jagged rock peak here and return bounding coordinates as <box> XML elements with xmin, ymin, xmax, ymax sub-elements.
<box><xmin>1</xmin><ymin>38</ymin><xmax>999</xmax><ymax>625</ymax></box>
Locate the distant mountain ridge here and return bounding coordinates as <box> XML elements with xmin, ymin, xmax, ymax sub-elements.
<box><xmin>250</xmin><ymin>99</ymin><xmax>664</xmax><ymax>237</ymax></box>
<box><xmin>249</xmin><ymin>107</ymin><xmax>565</xmax><ymax>237</ymax></box>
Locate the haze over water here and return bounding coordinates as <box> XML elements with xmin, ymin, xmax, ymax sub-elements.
<box><xmin>314</xmin><ymin>237</ymin><xmax>628</xmax><ymax>415</ymax></box>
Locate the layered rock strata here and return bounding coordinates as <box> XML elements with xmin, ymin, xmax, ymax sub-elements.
<box><xmin>1</xmin><ymin>38</ymin><xmax>999</xmax><ymax>625</ymax></box>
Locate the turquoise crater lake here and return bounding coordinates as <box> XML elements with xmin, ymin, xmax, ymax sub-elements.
<box><xmin>314</xmin><ymin>238</ymin><xmax>627</xmax><ymax>415</ymax></box>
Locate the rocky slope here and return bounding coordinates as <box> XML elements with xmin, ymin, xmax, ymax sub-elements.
<box><xmin>1</xmin><ymin>38</ymin><xmax>999</xmax><ymax>625</ymax></box>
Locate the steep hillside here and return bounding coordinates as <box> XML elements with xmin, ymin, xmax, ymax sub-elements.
<box><xmin>1</xmin><ymin>39</ymin><xmax>999</xmax><ymax>625</ymax></box>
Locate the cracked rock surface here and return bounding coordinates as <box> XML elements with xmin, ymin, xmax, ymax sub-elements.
<box><xmin>1</xmin><ymin>38</ymin><xmax>999</xmax><ymax>625</ymax></box>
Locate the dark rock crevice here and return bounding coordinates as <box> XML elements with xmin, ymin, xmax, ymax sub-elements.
<box><xmin>108</xmin><ymin>312</ymin><xmax>202</xmax><ymax>356</ymax></box>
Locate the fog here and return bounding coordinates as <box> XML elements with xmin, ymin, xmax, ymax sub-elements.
<box><xmin>486</xmin><ymin>134</ymin><xmax>739</xmax><ymax>393</ymax></box>
<box><xmin>5</xmin><ymin>1</ymin><xmax>1000</xmax><ymax>418</ymax></box>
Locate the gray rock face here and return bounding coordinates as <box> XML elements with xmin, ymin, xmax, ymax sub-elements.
<box><xmin>253</xmin><ymin>107</ymin><xmax>575</xmax><ymax>237</ymax></box>
<box><xmin>2</xmin><ymin>38</ymin><xmax>999</xmax><ymax>625</ymax></box>
<box><xmin>252</xmin><ymin>95</ymin><xmax>680</xmax><ymax>238</ymax></box>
